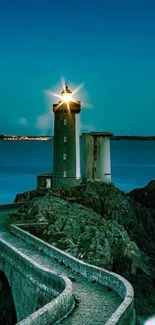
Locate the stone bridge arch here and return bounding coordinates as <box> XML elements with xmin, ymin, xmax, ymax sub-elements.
<box><xmin>0</xmin><ymin>238</ymin><xmax>72</xmax><ymax>324</ymax></box>
<box><xmin>0</xmin><ymin>256</ymin><xmax>23</xmax><ymax>322</ymax></box>
<box><xmin>0</xmin><ymin>252</ymin><xmax>48</xmax><ymax>323</ymax></box>
<box><xmin>0</xmin><ymin>270</ymin><xmax>17</xmax><ymax>325</ymax></box>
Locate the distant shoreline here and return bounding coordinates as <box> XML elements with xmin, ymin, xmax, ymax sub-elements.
<box><xmin>111</xmin><ymin>135</ymin><xmax>155</xmax><ymax>140</ymax></box>
<box><xmin>1</xmin><ymin>135</ymin><xmax>155</xmax><ymax>141</ymax></box>
<box><xmin>0</xmin><ymin>136</ymin><xmax>53</xmax><ymax>141</ymax></box>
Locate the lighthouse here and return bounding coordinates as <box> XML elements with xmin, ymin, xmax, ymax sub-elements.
<box><xmin>52</xmin><ymin>83</ymin><xmax>81</xmax><ymax>188</ymax></box>
<box><xmin>36</xmin><ymin>82</ymin><xmax>113</xmax><ymax>190</ymax></box>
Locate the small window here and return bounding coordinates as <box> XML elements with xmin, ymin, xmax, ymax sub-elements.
<box><xmin>63</xmin><ymin>153</ymin><xmax>67</xmax><ymax>160</ymax></box>
<box><xmin>64</xmin><ymin>171</ymin><xmax>67</xmax><ymax>177</ymax></box>
<box><xmin>64</xmin><ymin>136</ymin><xmax>67</xmax><ymax>142</ymax></box>
<box><xmin>46</xmin><ymin>178</ymin><xmax>51</xmax><ymax>189</ymax></box>
<box><xmin>64</xmin><ymin>119</ymin><xmax>67</xmax><ymax>125</ymax></box>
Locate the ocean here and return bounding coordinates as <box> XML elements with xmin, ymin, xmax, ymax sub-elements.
<box><xmin>0</xmin><ymin>139</ymin><xmax>155</xmax><ymax>204</ymax></box>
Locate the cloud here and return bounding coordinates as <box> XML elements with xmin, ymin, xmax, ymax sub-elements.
<box><xmin>35</xmin><ymin>88</ymin><xmax>56</xmax><ymax>133</ymax></box>
<box><xmin>36</xmin><ymin>112</ymin><xmax>54</xmax><ymax>132</ymax></box>
<box><xmin>18</xmin><ymin>117</ymin><xmax>27</xmax><ymax>125</ymax></box>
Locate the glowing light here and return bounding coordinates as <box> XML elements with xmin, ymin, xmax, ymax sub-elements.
<box><xmin>47</xmin><ymin>84</ymin><xmax>73</xmax><ymax>108</ymax></box>
<box><xmin>46</xmin><ymin>78</ymin><xmax>93</xmax><ymax>112</ymax></box>
<box><xmin>72</xmin><ymin>82</ymin><xmax>84</xmax><ymax>96</ymax></box>
<box><xmin>62</xmin><ymin>93</ymin><xmax>72</xmax><ymax>102</ymax></box>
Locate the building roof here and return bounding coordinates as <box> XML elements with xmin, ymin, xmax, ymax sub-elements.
<box><xmin>37</xmin><ymin>173</ymin><xmax>53</xmax><ymax>177</ymax></box>
<box><xmin>61</xmin><ymin>83</ymin><xmax>72</xmax><ymax>95</ymax></box>
<box><xmin>81</xmin><ymin>131</ymin><xmax>113</xmax><ymax>137</ymax></box>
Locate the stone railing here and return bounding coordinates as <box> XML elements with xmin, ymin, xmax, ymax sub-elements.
<box><xmin>0</xmin><ymin>234</ymin><xmax>74</xmax><ymax>325</ymax></box>
<box><xmin>11</xmin><ymin>224</ymin><xmax>136</xmax><ymax>325</ymax></box>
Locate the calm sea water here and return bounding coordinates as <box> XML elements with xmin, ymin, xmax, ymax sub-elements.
<box><xmin>0</xmin><ymin>139</ymin><xmax>155</xmax><ymax>204</ymax></box>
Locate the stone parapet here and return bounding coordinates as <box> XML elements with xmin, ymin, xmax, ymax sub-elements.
<box><xmin>0</xmin><ymin>233</ymin><xmax>74</xmax><ymax>324</ymax></box>
<box><xmin>11</xmin><ymin>223</ymin><xmax>136</xmax><ymax>325</ymax></box>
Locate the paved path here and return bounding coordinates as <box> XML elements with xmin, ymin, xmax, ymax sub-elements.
<box><xmin>0</xmin><ymin>209</ymin><xmax>122</xmax><ymax>325</ymax></box>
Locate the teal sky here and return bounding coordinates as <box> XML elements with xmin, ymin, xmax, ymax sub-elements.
<box><xmin>0</xmin><ymin>0</ymin><xmax>155</xmax><ymax>135</ymax></box>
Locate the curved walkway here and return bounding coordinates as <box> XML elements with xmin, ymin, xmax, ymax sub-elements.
<box><xmin>0</xmin><ymin>208</ymin><xmax>133</xmax><ymax>325</ymax></box>
<box><xmin>0</xmin><ymin>228</ymin><xmax>122</xmax><ymax>324</ymax></box>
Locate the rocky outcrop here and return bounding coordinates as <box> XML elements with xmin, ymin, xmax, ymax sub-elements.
<box><xmin>17</xmin><ymin>196</ymin><xmax>147</xmax><ymax>273</ymax></box>
<box><xmin>128</xmin><ymin>180</ymin><xmax>155</xmax><ymax>209</ymax></box>
<box><xmin>14</xmin><ymin>189</ymin><xmax>47</xmax><ymax>202</ymax></box>
<box><xmin>10</xmin><ymin>180</ymin><xmax>155</xmax><ymax>316</ymax></box>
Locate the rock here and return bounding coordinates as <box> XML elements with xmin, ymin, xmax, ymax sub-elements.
<box><xmin>14</xmin><ymin>189</ymin><xmax>47</xmax><ymax>202</ymax></box>
<box><xmin>12</xmin><ymin>180</ymin><xmax>155</xmax><ymax>316</ymax></box>
<box><xmin>128</xmin><ymin>180</ymin><xmax>155</xmax><ymax>209</ymax></box>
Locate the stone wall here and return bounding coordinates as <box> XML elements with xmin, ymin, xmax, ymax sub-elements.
<box><xmin>11</xmin><ymin>224</ymin><xmax>136</xmax><ymax>325</ymax></box>
<box><xmin>0</xmin><ymin>235</ymin><xmax>74</xmax><ymax>324</ymax></box>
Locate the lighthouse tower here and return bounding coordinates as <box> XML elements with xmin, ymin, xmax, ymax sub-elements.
<box><xmin>52</xmin><ymin>84</ymin><xmax>81</xmax><ymax>188</ymax></box>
